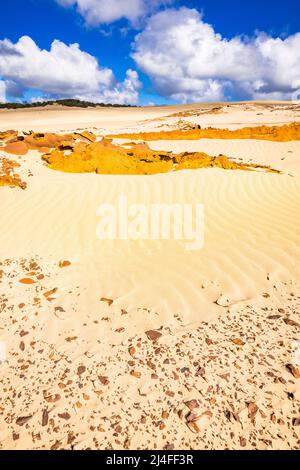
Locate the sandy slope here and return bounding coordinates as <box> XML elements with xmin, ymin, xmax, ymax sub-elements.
<box><xmin>1</xmin><ymin>101</ymin><xmax>299</xmax><ymax>133</ymax></box>
<box><xmin>0</xmin><ymin>102</ymin><xmax>299</xmax><ymax>450</ymax></box>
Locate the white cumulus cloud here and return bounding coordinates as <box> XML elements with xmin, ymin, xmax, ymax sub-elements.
<box><xmin>0</xmin><ymin>36</ymin><xmax>141</xmax><ymax>104</ymax></box>
<box><xmin>132</xmin><ymin>7</ymin><xmax>300</xmax><ymax>102</ymax></box>
<box><xmin>0</xmin><ymin>80</ymin><xmax>6</xmax><ymax>103</ymax></box>
<box><xmin>56</xmin><ymin>0</ymin><xmax>173</xmax><ymax>26</ymax></box>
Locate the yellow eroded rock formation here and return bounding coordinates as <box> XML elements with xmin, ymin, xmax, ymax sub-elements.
<box><xmin>42</xmin><ymin>138</ymin><xmax>279</xmax><ymax>175</ymax></box>
<box><xmin>0</xmin><ymin>157</ymin><xmax>27</xmax><ymax>189</ymax></box>
<box><xmin>108</xmin><ymin>122</ymin><xmax>300</xmax><ymax>142</ymax></box>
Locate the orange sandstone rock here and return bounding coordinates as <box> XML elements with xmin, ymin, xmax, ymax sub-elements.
<box><xmin>19</xmin><ymin>278</ymin><xmax>35</xmax><ymax>284</ymax></box>
<box><xmin>0</xmin><ymin>157</ymin><xmax>27</xmax><ymax>189</ymax></box>
<box><xmin>59</xmin><ymin>260</ymin><xmax>71</xmax><ymax>268</ymax></box>
<box><xmin>42</xmin><ymin>138</ymin><xmax>279</xmax><ymax>175</ymax></box>
<box><xmin>108</xmin><ymin>122</ymin><xmax>300</xmax><ymax>143</ymax></box>
<box><xmin>24</xmin><ymin>132</ymin><xmax>75</xmax><ymax>151</ymax></box>
<box><xmin>2</xmin><ymin>130</ymin><xmax>96</xmax><ymax>156</ymax></box>
<box><xmin>0</xmin><ymin>130</ymin><xmax>18</xmax><ymax>142</ymax></box>
<box><xmin>4</xmin><ymin>140</ymin><xmax>28</xmax><ymax>155</ymax></box>
<box><xmin>3</xmin><ymin>132</ymin><xmax>76</xmax><ymax>155</ymax></box>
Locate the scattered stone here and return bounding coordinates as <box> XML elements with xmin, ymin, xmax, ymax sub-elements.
<box><xmin>128</xmin><ymin>346</ymin><xmax>136</xmax><ymax>357</ymax></box>
<box><xmin>55</xmin><ymin>306</ymin><xmax>65</xmax><ymax>313</ymax></box>
<box><xmin>16</xmin><ymin>416</ymin><xmax>32</xmax><ymax>426</ymax></box>
<box><xmin>43</xmin><ymin>288</ymin><xmax>57</xmax><ymax>300</ymax></box>
<box><xmin>195</xmin><ymin>366</ymin><xmax>206</xmax><ymax>378</ymax></box>
<box><xmin>115</xmin><ymin>327</ymin><xmax>125</xmax><ymax>333</ymax></box>
<box><xmin>77</xmin><ymin>366</ymin><xmax>86</xmax><ymax>376</ymax></box>
<box><xmin>284</xmin><ymin>318</ymin><xmax>300</xmax><ymax>327</ymax></box>
<box><xmin>43</xmin><ymin>393</ymin><xmax>61</xmax><ymax>403</ymax></box>
<box><xmin>164</xmin><ymin>444</ymin><xmax>175</xmax><ymax>450</ymax></box>
<box><xmin>186</xmin><ymin>412</ymin><xmax>199</xmax><ymax>423</ymax></box>
<box><xmin>20</xmin><ymin>330</ymin><xmax>29</xmax><ymax>337</ymax></box>
<box><xmin>59</xmin><ymin>260</ymin><xmax>71</xmax><ymax>268</ymax></box>
<box><xmin>100</xmin><ymin>297</ymin><xmax>113</xmax><ymax>306</ymax></box>
<box><xmin>215</xmin><ymin>296</ymin><xmax>231</xmax><ymax>307</ymax></box>
<box><xmin>99</xmin><ymin>376</ymin><xmax>109</xmax><ymax>385</ymax></box>
<box><xmin>19</xmin><ymin>278</ymin><xmax>35</xmax><ymax>284</ymax></box>
<box><xmin>145</xmin><ymin>330</ymin><xmax>162</xmax><ymax>341</ymax></box>
<box><xmin>42</xmin><ymin>409</ymin><xmax>49</xmax><ymax>427</ymax></box>
<box><xmin>185</xmin><ymin>400</ymin><xmax>199</xmax><ymax>411</ymax></box>
<box><xmin>67</xmin><ymin>433</ymin><xmax>75</xmax><ymax>445</ymax></box>
<box><xmin>231</xmin><ymin>338</ymin><xmax>245</xmax><ymax>346</ymax></box>
<box><xmin>147</xmin><ymin>360</ymin><xmax>156</xmax><ymax>370</ymax></box>
<box><xmin>218</xmin><ymin>373</ymin><xmax>230</xmax><ymax>383</ymax></box>
<box><xmin>248</xmin><ymin>402</ymin><xmax>259</xmax><ymax>420</ymax></box>
<box><xmin>286</xmin><ymin>364</ymin><xmax>300</xmax><ymax>379</ymax></box>
<box><xmin>58</xmin><ymin>412</ymin><xmax>71</xmax><ymax>420</ymax></box>
<box><xmin>65</xmin><ymin>336</ymin><xmax>78</xmax><ymax>343</ymax></box>
<box><xmin>124</xmin><ymin>438</ymin><xmax>131</xmax><ymax>449</ymax></box>
<box><xmin>130</xmin><ymin>370</ymin><xmax>141</xmax><ymax>378</ymax></box>
<box><xmin>186</xmin><ymin>421</ymin><xmax>200</xmax><ymax>434</ymax></box>
<box><xmin>51</xmin><ymin>440</ymin><xmax>61</xmax><ymax>450</ymax></box>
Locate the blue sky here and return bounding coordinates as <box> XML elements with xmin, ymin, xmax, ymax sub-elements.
<box><xmin>0</xmin><ymin>0</ymin><xmax>300</xmax><ymax>105</ymax></box>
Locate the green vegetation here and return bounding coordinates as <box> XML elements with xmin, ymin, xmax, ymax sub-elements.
<box><xmin>0</xmin><ymin>99</ymin><xmax>136</xmax><ymax>109</ymax></box>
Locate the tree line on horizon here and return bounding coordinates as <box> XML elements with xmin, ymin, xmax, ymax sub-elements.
<box><xmin>0</xmin><ymin>99</ymin><xmax>137</xmax><ymax>109</ymax></box>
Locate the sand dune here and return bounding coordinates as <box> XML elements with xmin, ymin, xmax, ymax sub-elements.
<box><xmin>0</xmin><ymin>102</ymin><xmax>299</xmax><ymax>450</ymax></box>
<box><xmin>1</xmin><ymin>101</ymin><xmax>299</xmax><ymax>133</ymax></box>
